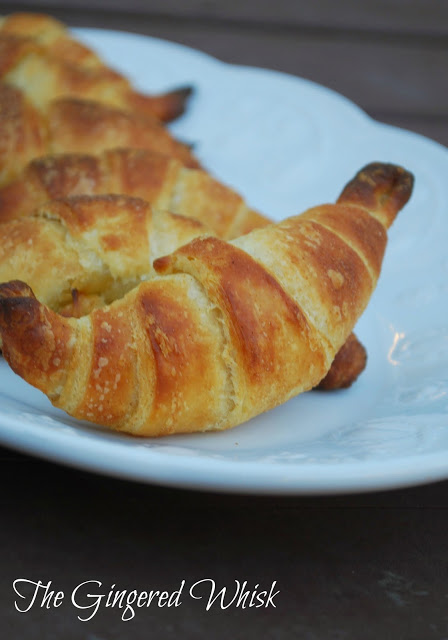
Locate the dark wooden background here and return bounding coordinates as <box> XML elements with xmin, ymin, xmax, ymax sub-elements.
<box><xmin>1</xmin><ymin>2</ymin><xmax>448</xmax><ymax>638</ymax></box>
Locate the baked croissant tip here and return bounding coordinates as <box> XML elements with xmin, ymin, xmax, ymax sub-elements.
<box><xmin>338</xmin><ymin>161</ymin><xmax>414</xmax><ymax>227</ymax></box>
<box><xmin>315</xmin><ymin>332</ymin><xmax>368</xmax><ymax>391</ymax></box>
<box><xmin>170</xmin><ymin>85</ymin><xmax>194</xmax><ymax>99</ymax></box>
<box><xmin>0</xmin><ymin>279</ymin><xmax>35</xmax><ymax>301</ymax></box>
<box><xmin>361</xmin><ymin>161</ymin><xmax>414</xmax><ymax>198</ymax></box>
<box><xmin>0</xmin><ymin>280</ymin><xmax>69</xmax><ymax>392</ymax></box>
<box><xmin>0</xmin><ymin>282</ymin><xmax>40</xmax><ymax>343</ymax></box>
<box><xmin>158</xmin><ymin>85</ymin><xmax>195</xmax><ymax>122</ymax></box>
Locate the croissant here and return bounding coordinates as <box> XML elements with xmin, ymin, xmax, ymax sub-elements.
<box><xmin>0</xmin><ymin>14</ymin><xmax>192</xmax><ymax>122</ymax></box>
<box><xmin>0</xmin><ymin>163</ymin><xmax>414</xmax><ymax>435</ymax></box>
<box><xmin>0</xmin><ymin>148</ymin><xmax>266</xmax><ymax>239</ymax></box>
<box><xmin>0</xmin><ymin>84</ymin><xmax>199</xmax><ymax>186</ymax></box>
<box><xmin>0</xmin><ymin>194</ymin><xmax>211</xmax><ymax>315</ymax></box>
<box><xmin>0</xmin><ymin>84</ymin><xmax>47</xmax><ymax>187</ymax></box>
<box><xmin>0</xmin><ymin>150</ymin><xmax>367</xmax><ymax>389</ymax></box>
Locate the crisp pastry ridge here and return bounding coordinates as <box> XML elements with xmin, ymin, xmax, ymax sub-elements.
<box><xmin>0</xmin><ymin>84</ymin><xmax>199</xmax><ymax>187</ymax></box>
<box><xmin>0</xmin><ymin>147</ymin><xmax>266</xmax><ymax>238</ymax></box>
<box><xmin>0</xmin><ymin>12</ymin><xmax>192</xmax><ymax>122</ymax></box>
<box><xmin>0</xmin><ymin>193</ymin><xmax>213</xmax><ymax>316</ymax></box>
<box><xmin>0</xmin><ymin>163</ymin><xmax>414</xmax><ymax>436</ymax></box>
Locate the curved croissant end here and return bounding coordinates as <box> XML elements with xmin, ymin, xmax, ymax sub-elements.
<box><xmin>127</xmin><ymin>86</ymin><xmax>194</xmax><ymax>123</ymax></box>
<box><xmin>0</xmin><ymin>281</ymin><xmax>76</xmax><ymax>400</ymax></box>
<box><xmin>0</xmin><ymin>276</ymin><xmax>231</xmax><ymax>434</ymax></box>
<box><xmin>316</xmin><ymin>332</ymin><xmax>367</xmax><ymax>390</ymax></box>
<box><xmin>0</xmin><ymin>163</ymin><xmax>414</xmax><ymax>436</ymax></box>
<box><xmin>337</xmin><ymin>162</ymin><xmax>414</xmax><ymax>229</ymax></box>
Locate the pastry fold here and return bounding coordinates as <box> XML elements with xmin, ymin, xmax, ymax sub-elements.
<box><xmin>0</xmin><ymin>148</ymin><xmax>266</xmax><ymax>239</ymax></box>
<box><xmin>0</xmin><ymin>12</ymin><xmax>192</xmax><ymax>122</ymax></box>
<box><xmin>0</xmin><ymin>163</ymin><xmax>414</xmax><ymax>435</ymax></box>
<box><xmin>0</xmin><ymin>194</ymin><xmax>211</xmax><ymax>315</ymax></box>
<box><xmin>0</xmin><ymin>84</ymin><xmax>198</xmax><ymax>187</ymax></box>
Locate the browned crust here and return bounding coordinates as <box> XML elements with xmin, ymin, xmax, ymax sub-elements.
<box><xmin>31</xmin><ymin>153</ymin><xmax>104</xmax><ymax>199</ymax></box>
<box><xmin>138</xmin><ymin>284</ymin><xmax>205</xmax><ymax>425</ymax></box>
<box><xmin>125</xmin><ymin>86</ymin><xmax>194</xmax><ymax>123</ymax></box>
<box><xmin>300</xmin><ymin>203</ymin><xmax>387</xmax><ymax>281</ymax></box>
<box><xmin>316</xmin><ymin>332</ymin><xmax>367</xmax><ymax>390</ymax></box>
<box><xmin>338</xmin><ymin>162</ymin><xmax>414</xmax><ymax>229</ymax></box>
<box><xmin>0</xmin><ymin>17</ymin><xmax>193</xmax><ymax>123</ymax></box>
<box><xmin>0</xmin><ymin>281</ymin><xmax>73</xmax><ymax>394</ymax></box>
<box><xmin>272</xmin><ymin>217</ymin><xmax>373</xmax><ymax>337</ymax></box>
<box><xmin>47</xmin><ymin>98</ymin><xmax>200</xmax><ymax>168</ymax></box>
<box><xmin>0</xmin><ymin>84</ymin><xmax>47</xmax><ymax>186</ymax></box>
<box><xmin>0</xmin><ymin>148</ymin><xmax>265</xmax><ymax>240</ymax></box>
<box><xmin>41</xmin><ymin>193</ymin><xmax>147</xmax><ymax>233</ymax></box>
<box><xmin>0</xmin><ymin>33</ymin><xmax>36</xmax><ymax>75</ymax></box>
<box><xmin>0</xmin><ymin>195</ymin><xmax>214</xmax><ymax>317</ymax></box>
<box><xmin>0</xmin><ymin>149</ymin><xmax>169</xmax><ymax>223</ymax></box>
<box><xmin>104</xmin><ymin>147</ymin><xmax>175</xmax><ymax>198</ymax></box>
<box><xmin>0</xmin><ymin>87</ymin><xmax>200</xmax><ymax>184</ymax></box>
<box><xmin>155</xmin><ymin>236</ymin><xmax>327</xmax><ymax>401</ymax></box>
<box><xmin>73</xmin><ymin>305</ymin><xmax>138</xmax><ymax>425</ymax></box>
<box><xmin>0</xmin><ymin>279</ymin><xmax>34</xmax><ymax>299</ymax></box>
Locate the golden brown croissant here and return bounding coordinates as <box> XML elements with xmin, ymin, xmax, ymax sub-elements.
<box><xmin>0</xmin><ymin>194</ymin><xmax>211</xmax><ymax>315</ymax></box>
<box><xmin>0</xmin><ymin>84</ymin><xmax>199</xmax><ymax>186</ymax></box>
<box><xmin>0</xmin><ymin>163</ymin><xmax>414</xmax><ymax>436</ymax></box>
<box><xmin>0</xmin><ymin>14</ymin><xmax>192</xmax><ymax>122</ymax></box>
<box><xmin>0</xmin><ymin>148</ymin><xmax>367</xmax><ymax>389</ymax></box>
<box><xmin>0</xmin><ymin>148</ymin><xmax>266</xmax><ymax>238</ymax></box>
<box><xmin>0</xmin><ymin>84</ymin><xmax>47</xmax><ymax>187</ymax></box>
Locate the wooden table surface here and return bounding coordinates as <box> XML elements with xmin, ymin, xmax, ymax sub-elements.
<box><xmin>1</xmin><ymin>2</ymin><xmax>448</xmax><ymax>638</ymax></box>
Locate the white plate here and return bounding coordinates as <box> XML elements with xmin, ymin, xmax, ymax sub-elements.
<box><xmin>1</xmin><ymin>28</ymin><xmax>448</xmax><ymax>495</ymax></box>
